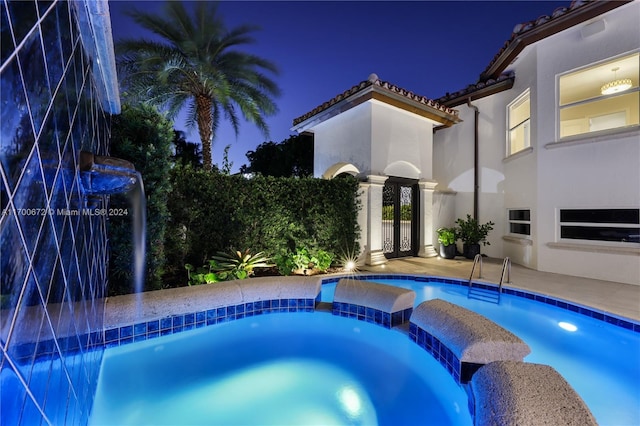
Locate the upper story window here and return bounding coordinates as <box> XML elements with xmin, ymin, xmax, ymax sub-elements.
<box><xmin>507</xmin><ymin>90</ymin><xmax>530</xmax><ymax>155</ymax></box>
<box><xmin>559</xmin><ymin>52</ymin><xmax>639</xmax><ymax>139</ymax></box>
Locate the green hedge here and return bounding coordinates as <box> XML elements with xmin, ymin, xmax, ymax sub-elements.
<box><xmin>164</xmin><ymin>167</ymin><xmax>361</xmax><ymax>286</ymax></box>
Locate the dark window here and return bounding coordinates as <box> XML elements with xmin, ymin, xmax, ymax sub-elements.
<box><xmin>561</xmin><ymin>226</ymin><xmax>640</xmax><ymax>243</ymax></box>
<box><xmin>559</xmin><ymin>208</ymin><xmax>640</xmax><ymax>244</ymax></box>
<box><xmin>510</xmin><ymin>223</ymin><xmax>531</xmax><ymax>235</ymax></box>
<box><xmin>560</xmin><ymin>209</ymin><xmax>639</xmax><ymax>224</ymax></box>
<box><xmin>508</xmin><ymin>209</ymin><xmax>531</xmax><ymax>236</ymax></box>
<box><xmin>509</xmin><ymin>210</ymin><xmax>530</xmax><ymax>221</ymax></box>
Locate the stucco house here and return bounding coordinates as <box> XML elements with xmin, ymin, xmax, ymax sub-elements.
<box><xmin>291</xmin><ymin>0</ymin><xmax>639</xmax><ymax>286</ymax></box>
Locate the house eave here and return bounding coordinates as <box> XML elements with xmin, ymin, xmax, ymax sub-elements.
<box><xmin>480</xmin><ymin>0</ymin><xmax>633</xmax><ymax>81</ymax></box>
<box><xmin>291</xmin><ymin>84</ymin><xmax>460</xmax><ymax>133</ymax></box>
<box><xmin>439</xmin><ymin>76</ymin><xmax>515</xmax><ymax>108</ymax></box>
<box><xmin>369</xmin><ymin>90</ymin><xmax>461</xmax><ymax>127</ymax></box>
<box><xmin>290</xmin><ymin>86</ymin><xmax>375</xmax><ymax>133</ymax></box>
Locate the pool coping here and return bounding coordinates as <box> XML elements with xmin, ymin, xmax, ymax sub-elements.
<box><xmin>10</xmin><ymin>273</ymin><xmax>638</xmax><ymax>364</ymax></box>
<box><xmin>321</xmin><ymin>274</ymin><xmax>640</xmax><ymax>332</ymax></box>
<box><xmin>94</xmin><ymin>273</ymin><xmax>639</xmax><ymax>350</ymax></box>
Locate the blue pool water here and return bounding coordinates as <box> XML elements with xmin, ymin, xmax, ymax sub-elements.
<box><xmin>323</xmin><ymin>278</ymin><xmax>640</xmax><ymax>426</ymax></box>
<box><xmin>90</xmin><ymin>277</ymin><xmax>640</xmax><ymax>426</ymax></box>
<box><xmin>90</xmin><ymin>313</ymin><xmax>472</xmax><ymax>425</ymax></box>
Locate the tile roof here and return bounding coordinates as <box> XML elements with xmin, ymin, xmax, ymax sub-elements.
<box><xmin>481</xmin><ymin>0</ymin><xmax>608</xmax><ymax>80</ymax></box>
<box><xmin>439</xmin><ymin>0</ymin><xmax>632</xmax><ymax>107</ymax></box>
<box><xmin>292</xmin><ymin>74</ymin><xmax>458</xmax><ymax>127</ymax></box>
<box><xmin>435</xmin><ymin>72</ymin><xmax>515</xmax><ymax>107</ymax></box>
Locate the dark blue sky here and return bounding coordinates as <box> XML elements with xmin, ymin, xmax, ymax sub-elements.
<box><xmin>109</xmin><ymin>1</ymin><xmax>570</xmax><ymax>171</ymax></box>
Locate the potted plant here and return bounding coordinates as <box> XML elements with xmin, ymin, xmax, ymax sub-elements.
<box><xmin>455</xmin><ymin>214</ymin><xmax>495</xmax><ymax>259</ymax></box>
<box><xmin>436</xmin><ymin>227</ymin><xmax>457</xmax><ymax>259</ymax></box>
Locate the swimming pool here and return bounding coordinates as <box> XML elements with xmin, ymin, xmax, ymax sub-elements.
<box><xmin>323</xmin><ymin>277</ymin><xmax>640</xmax><ymax>426</ymax></box>
<box><xmin>90</xmin><ymin>312</ymin><xmax>472</xmax><ymax>425</ymax></box>
<box><xmin>90</xmin><ymin>275</ymin><xmax>640</xmax><ymax>426</ymax></box>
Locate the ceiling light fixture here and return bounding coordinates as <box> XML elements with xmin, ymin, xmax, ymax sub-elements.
<box><xmin>601</xmin><ymin>67</ymin><xmax>632</xmax><ymax>95</ymax></box>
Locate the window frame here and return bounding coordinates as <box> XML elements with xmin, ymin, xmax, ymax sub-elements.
<box><xmin>557</xmin><ymin>51</ymin><xmax>639</xmax><ymax>141</ymax></box>
<box><xmin>506</xmin><ymin>89</ymin><xmax>531</xmax><ymax>156</ymax></box>
<box><xmin>507</xmin><ymin>208</ymin><xmax>531</xmax><ymax>238</ymax></box>
<box><xmin>557</xmin><ymin>207</ymin><xmax>640</xmax><ymax>246</ymax></box>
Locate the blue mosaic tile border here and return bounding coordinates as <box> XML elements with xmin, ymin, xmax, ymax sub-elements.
<box><xmin>104</xmin><ymin>298</ymin><xmax>316</xmax><ymax>348</ymax></box>
<box><xmin>409</xmin><ymin>322</ymin><xmax>461</xmax><ymax>383</ymax></box>
<box><xmin>331</xmin><ymin>302</ymin><xmax>412</xmax><ymax>328</ymax></box>
<box><xmin>322</xmin><ymin>275</ymin><xmax>640</xmax><ymax>333</ymax></box>
<box><xmin>10</xmin><ymin>331</ymin><xmax>105</xmax><ymax>365</ymax></box>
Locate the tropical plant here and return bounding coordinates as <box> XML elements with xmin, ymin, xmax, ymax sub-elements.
<box><xmin>116</xmin><ymin>1</ymin><xmax>280</xmax><ymax>169</ymax></box>
<box><xmin>274</xmin><ymin>248</ymin><xmax>333</xmax><ymax>275</ymax></box>
<box><xmin>436</xmin><ymin>227</ymin><xmax>457</xmax><ymax>246</ymax></box>
<box><xmin>314</xmin><ymin>250</ymin><xmax>333</xmax><ymax>272</ymax></box>
<box><xmin>273</xmin><ymin>252</ymin><xmax>296</xmax><ymax>276</ymax></box>
<box><xmin>185</xmin><ymin>261</ymin><xmax>220</xmax><ymax>286</ymax></box>
<box><xmin>185</xmin><ymin>249</ymin><xmax>271</xmax><ymax>284</ymax></box>
<box><xmin>291</xmin><ymin>248</ymin><xmax>314</xmax><ymax>271</ymax></box>
<box><xmin>209</xmin><ymin>249</ymin><xmax>272</xmax><ymax>280</ymax></box>
<box><xmin>455</xmin><ymin>214</ymin><xmax>495</xmax><ymax>246</ymax></box>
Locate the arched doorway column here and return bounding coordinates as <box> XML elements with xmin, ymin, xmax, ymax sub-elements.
<box><xmin>360</xmin><ymin>175</ymin><xmax>388</xmax><ymax>265</ymax></box>
<box><xmin>417</xmin><ymin>180</ymin><xmax>438</xmax><ymax>258</ymax></box>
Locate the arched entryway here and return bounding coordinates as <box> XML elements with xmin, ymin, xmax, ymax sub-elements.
<box><xmin>382</xmin><ymin>177</ymin><xmax>419</xmax><ymax>258</ymax></box>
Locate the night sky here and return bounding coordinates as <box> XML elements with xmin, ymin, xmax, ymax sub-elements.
<box><xmin>108</xmin><ymin>1</ymin><xmax>570</xmax><ymax>172</ymax></box>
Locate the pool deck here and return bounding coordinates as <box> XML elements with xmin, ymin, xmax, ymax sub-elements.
<box><xmin>358</xmin><ymin>256</ymin><xmax>640</xmax><ymax>322</ymax></box>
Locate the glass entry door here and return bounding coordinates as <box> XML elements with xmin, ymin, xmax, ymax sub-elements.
<box><xmin>382</xmin><ymin>178</ymin><xmax>418</xmax><ymax>258</ymax></box>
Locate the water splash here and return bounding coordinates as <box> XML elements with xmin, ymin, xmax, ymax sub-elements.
<box><xmin>79</xmin><ymin>151</ymin><xmax>146</xmax><ymax>297</ymax></box>
<box><xmin>130</xmin><ymin>172</ymin><xmax>146</xmax><ymax>297</ymax></box>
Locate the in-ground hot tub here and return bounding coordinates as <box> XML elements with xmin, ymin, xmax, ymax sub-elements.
<box><xmin>89</xmin><ymin>274</ymin><xmax>640</xmax><ymax>425</ymax></box>
<box><xmin>90</xmin><ymin>312</ymin><xmax>471</xmax><ymax>425</ymax></box>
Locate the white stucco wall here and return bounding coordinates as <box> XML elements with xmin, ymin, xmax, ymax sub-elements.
<box><xmin>502</xmin><ymin>47</ymin><xmax>539</xmax><ymax>268</ymax></box>
<box><xmin>370</xmin><ymin>100</ymin><xmax>436</xmax><ymax>179</ymax></box>
<box><xmin>534</xmin><ymin>2</ymin><xmax>640</xmax><ymax>285</ymax></box>
<box><xmin>433</xmin><ymin>98</ymin><xmax>508</xmax><ymax>260</ymax></box>
<box><xmin>310</xmin><ymin>97</ymin><xmax>445</xmax><ymax>263</ymax></box>
<box><xmin>434</xmin><ymin>1</ymin><xmax>640</xmax><ymax>285</ymax></box>
<box><xmin>312</xmin><ymin>99</ymin><xmax>438</xmax><ymax>181</ymax></box>
<box><xmin>312</xmin><ymin>103</ymin><xmax>373</xmax><ymax>178</ymax></box>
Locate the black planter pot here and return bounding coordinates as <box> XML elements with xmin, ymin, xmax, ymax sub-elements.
<box><xmin>439</xmin><ymin>244</ymin><xmax>457</xmax><ymax>259</ymax></box>
<box><xmin>463</xmin><ymin>243</ymin><xmax>481</xmax><ymax>259</ymax></box>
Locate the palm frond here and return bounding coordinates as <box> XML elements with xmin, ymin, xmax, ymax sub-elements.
<box><xmin>115</xmin><ymin>1</ymin><xmax>280</xmax><ymax>168</ymax></box>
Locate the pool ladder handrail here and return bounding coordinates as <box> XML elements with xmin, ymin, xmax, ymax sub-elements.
<box><xmin>498</xmin><ymin>257</ymin><xmax>512</xmax><ymax>293</ymax></box>
<box><xmin>468</xmin><ymin>255</ymin><xmax>511</xmax><ymax>304</ymax></box>
<box><xmin>468</xmin><ymin>254</ymin><xmax>483</xmax><ymax>285</ymax></box>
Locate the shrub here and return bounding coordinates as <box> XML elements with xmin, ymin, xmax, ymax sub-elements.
<box><xmin>455</xmin><ymin>214</ymin><xmax>494</xmax><ymax>246</ymax></box>
<box><xmin>185</xmin><ymin>261</ymin><xmax>220</xmax><ymax>285</ymax></box>
<box><xmin>274</xmin><ymin>248</ymin><xmax>333</xmax><ymax>275</ymax></box>
<box><xmin>164</xmin><ymin>170</ymin><xmax>360</xmax><ymax>286</ymax></box>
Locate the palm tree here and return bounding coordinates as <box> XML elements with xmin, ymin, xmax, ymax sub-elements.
<box><xmin>116</xmin><ymin>1</ymin><xmax>280</xmax><ymax>169</ymax></box>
